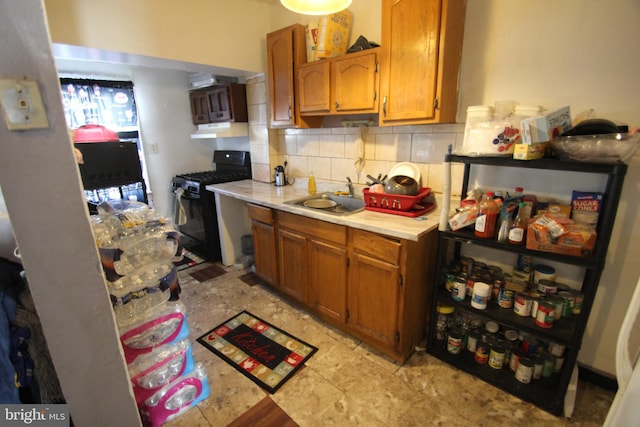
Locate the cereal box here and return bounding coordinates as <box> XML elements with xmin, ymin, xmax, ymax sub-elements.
<box><xmin>571</xmin><ymin>191</ymin><xmax>603</xmax><ymax>228</ymax></box>
<box><xmin>521</xmin><ymin>106</ymin><xmax>572</xmax><ymax>144</ymax></box>
<box><xmin>316</xmin><ymin>10</ymin><xmax>353</xmax><ymax>59</ymax></box>
<box><xmin>306</xmin><ymin>21</ymin><xmax>319</xmax><ymax>62</ymax></box>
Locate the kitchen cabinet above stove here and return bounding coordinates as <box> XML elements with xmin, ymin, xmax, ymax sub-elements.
<box><xmin>189</xmin><ymin>83</ymin><xmax>248</xmax><ymax>125</ymax></box>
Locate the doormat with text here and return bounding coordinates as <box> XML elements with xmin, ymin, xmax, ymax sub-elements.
<box><xmin>197</xmin><ymin>311</ymin><xmax>318</xmax><ymax>393</ymax></box>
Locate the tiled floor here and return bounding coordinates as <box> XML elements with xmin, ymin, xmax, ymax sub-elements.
<box><xmin>165</xmin><ymin>263</ymin><xmax>615</xmax><ymax>426</ymax></box>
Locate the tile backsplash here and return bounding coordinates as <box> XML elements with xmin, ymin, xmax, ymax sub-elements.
<box><xmin>246</xmin><ymin>75</ymin><xmax>466</xmax><ymax>196</ymax></box>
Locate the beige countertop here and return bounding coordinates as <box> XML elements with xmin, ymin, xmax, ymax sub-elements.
<box><xmin>206</xmin><ymin>179</ymin><xmax>446</xmax><ymax>241</ymax></box>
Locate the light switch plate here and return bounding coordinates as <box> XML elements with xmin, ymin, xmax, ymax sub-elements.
<box><xmin>0</xmin><ymin>77</ymin><xmax>49</xmax><ymax>130</ymax></box>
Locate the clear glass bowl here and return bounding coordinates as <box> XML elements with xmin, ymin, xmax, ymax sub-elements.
<box><xmin>550</xmin><ymin>132</ymin><xmax>640</xmax><ymax>163</ymax></box>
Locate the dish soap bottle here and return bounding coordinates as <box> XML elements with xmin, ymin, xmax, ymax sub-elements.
<box><xmin>308</xmin><ymin>171</ymin><xmax>316</xmax><ymax>194</ymax></box>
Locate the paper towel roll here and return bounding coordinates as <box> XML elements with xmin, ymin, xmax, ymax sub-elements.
<box><xmin>438</xmin><ymin>145</ymin><xmax>452</xmax><ymax>231</ymax></box>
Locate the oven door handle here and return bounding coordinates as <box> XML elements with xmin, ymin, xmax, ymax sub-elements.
<box><xmin>173</xmin><ymin>188</ymin><xmax>187</xmax><ymax>226</ymax></box>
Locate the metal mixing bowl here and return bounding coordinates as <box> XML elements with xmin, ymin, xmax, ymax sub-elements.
<box><xmin>384</xmin><ymin>175</ymin><xmax>420</xmax><ymax>195</ymax></box>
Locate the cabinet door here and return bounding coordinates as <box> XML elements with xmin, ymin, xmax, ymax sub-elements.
<box><xmin>207</xmin><ymin>86</ymin><xmax>231</xmax><ymax>122</ymax></box>
<box><xmin>309</xmin><ymin>239</ymin><xmax>347</xmax><ymax>323</ymax></box>
<box><xmin>277</xmin><ymin>228</ymin><xmax>308</xmax><ymax>303</ymax></box>
<box><xmin>251</xmin><ymin>221</ymin><xmax>278</xmax><ymax>287</ymax></box>
<box><xmin>379</xmin><ymin>0</ymin><xmax>465</xmax><ymax>126</ymax></box>
<box><xmin>298</xmin><ymin>60</ymin><xmax>330</xmax><ymax>114</ymax></box>
<box><xmin>332</xmin><ymin>50</ymin><xmax>379</xmax><ymax>113</ymax></box>
<box><xmin>348</xmin><ymin>252</ymin><xmax>400</xmax><ymax>348</ymax></box>
<box><xmin>189</xmin><ymin>90</ymin><xmax>209</xmax><ymax>124</ymax></box>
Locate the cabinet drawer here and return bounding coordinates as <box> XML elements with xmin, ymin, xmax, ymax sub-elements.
<box><xmin>247</xmin><ymin>203</ymin><xmax>274</xmax><ymax>225</ymax></box>
<box><xmin>352</xmin><ymin>229</ymin><xmax>401</xmax><ymax>265</ymax></box>
<box><xmin>277</xmin><ymin>211</ymin><xmax>346</xmax><ymax>246</ymax></box>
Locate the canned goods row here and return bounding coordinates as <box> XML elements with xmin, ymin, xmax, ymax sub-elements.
<box><xmin>443</xmin><ymin>258</ymin><xmax>584</xmax><ymax>329</ymax></box>
<box><xmin>445</xmin><ymin>324</ymin><xmax>565</xmax><ymax>384</ymax></box>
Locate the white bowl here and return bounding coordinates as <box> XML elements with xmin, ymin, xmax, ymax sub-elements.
<box><xmin>551</xmin><ymin>133</ymin><xmax>640</xmax><ymax>163</ymax></box>
<box><xmin>388</xmin><ymin>162</ymin><xmax>421</xmax><ymax>184</ymax></box>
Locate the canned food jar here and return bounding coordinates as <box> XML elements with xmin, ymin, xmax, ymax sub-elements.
<box><xmin>489</xmin><ymin>345</ymin><xmax>505</xmax><ymax>369</ymax></box>
<box><xmin>542</xmin><ymin>354</ymin><xmax>555</xmax><ymax>378</ymax></box>
<box><xmin>558</xmin><ymin>291</ymin><xmax>575</xmax><ymax>318</ymax></box>
<box><xmin>451</xmin><ymin>277</ymin><xmax>467</xmax><ymax>302</ymax></box>
<box><xmin>548</xmin><ymin>342</ymin><xmax>565</xmax><ymax>357</ymax></box>
<box><xmin>471</xmin><ymin>282</ymin><xmax>492</xmax><ymax>310</ymax></box>
<box><xmin>436</xmin><ymin>303</ymin><xmax>455</xmax><ymax>341</ymax></box>
<box><xmin>492</xmin><ymin>277</ymin><xmax>504</xmax><ymax>301</ymax></box>
<box><xmin>537</xmin><ymin>279</ymin><xmax>558</xmax><ymax>295</ymax></box>
<box><xmin>510</xmin><ymin>348</ymin><xmax>526</xmax><ymax>372</ymax></box>
<box><xmin>498</xmin><ymin>288</ymin><xmax>515</xmax><ymax>309</ymax></box>
<box><xmin>547</xmin><ymin>295</ymin><xmax>565</xmax><ymax>321</ymax></box>
<box><xmin>530</xmin><ymin>295</ymin><xmax>542</xmax><ymax>318</ymax></box>
<box><xmin>513</xmin><ymin>293</ymin><xmax>532</xmax><ymax>317</ymax></box>
<box><xmin>466</xmin><ymin>273</ymin><xmax>480</xmax><ymax>297</ymax></box>
<box><xmin>485</xmin><ymin>321</ymin><xmax>500</xmax><ymax>335</ymax></box>
<box><xmin>535</xmin><ymin>302</ymin><xmax>555</xmax><ymax>328</ymax></box>
<box><xmin>466</xmin><ymin>331</ymin><xmax>480</xmax><ymax>353</ymax></box>
<box><xmin>531</xmin><ymin>355</ymin><xmax>544</xmax><ymax>379</ymax></box>
<box><xmin>447</xmin><ymin>331</ymin><xmax>463</xmax><ymax>354</ymax></box>
<box><xmin>515</xmin><ymin>357</ymin><xmax>534</xmax><ymax>383</ymax></box>
<box><xmin>572</xmin><ymin>290</ymin><xmax>584</xmax><ymax>315</ymax></box>
<box><xmin>474</xmin><ymin>341</ymin><xmax>489</xmax><ymax>364</ymax></box>
<box><xmin>533</xmin><ymin>264</ymin><xmax>556</xmax><ymax>283</ymax></box>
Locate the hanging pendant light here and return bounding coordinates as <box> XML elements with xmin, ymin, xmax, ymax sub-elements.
<box><xmin>280</xmin><ymin>0</ymin><xmax>352</xmax><ymax>15</ymax></box>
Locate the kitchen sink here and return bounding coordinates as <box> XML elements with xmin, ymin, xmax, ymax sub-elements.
<box><xmin>285</xmin><ymin>192</ymin><xmax>365</xmax><ymax>216</ymax></box>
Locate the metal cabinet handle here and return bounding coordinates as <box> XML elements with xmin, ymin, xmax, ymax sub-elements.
<box><xmin>383</xmin><ymin>96</ymin><xmax>387</xmax><ymax>117</ymax></box>
<box><xmin>288</xmin><ymin>105</ymin><xmax>292</xmax><ymax>119</ymax></box>
<box><xmin>335</xmin><ymin>101</ymin><xmax>340</xmax><ymax>110</ymax></box>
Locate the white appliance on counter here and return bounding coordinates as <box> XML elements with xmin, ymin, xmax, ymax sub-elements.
<box><xmin>604</xmin><ymin>274</ymin><xmax>640</xmax><ymax>425</ymax></box>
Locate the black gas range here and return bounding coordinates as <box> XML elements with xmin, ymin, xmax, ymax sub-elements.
<box><xmin>172</xmin><ymin>150</ymin><xmax>251</xmax><ymax>261</ymax></box>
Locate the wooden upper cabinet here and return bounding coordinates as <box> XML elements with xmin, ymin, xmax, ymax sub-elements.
<box><xmin>298</xmin><ymin>48</ymin><xmax>380</xmax><ymax>115</ymax></box>
<box><xmin>267</xmin><ymin>24</ymin><xmax>322</xmax><ymax>128</ymax></box>
<box><xmin>298</xmin><ymin>60</ymin><xmax>330</xmax><ymax>114</ymax></box>
<box><xmin>379</xmin><ymin>0</ymin><xmax>466</xmax><ymax>126</ymax></box>
<box><xmin>189</xmin><ymin>90</ymin><xmax>209</xmax><ymax>124</ymax></box>
<box><xmin>332</xmin><ymin>48</ymin><xmax>379</xmax><ymax>113</ymax></box>
<box><xmin>189</xmin><ymin>84</ymin><xmax>247</xmax><ymax>125</ymax></box>
<box><xmin>206</xmin><ymin>83</ymin><xmax>248</xmax><ymax>123</ymax></box>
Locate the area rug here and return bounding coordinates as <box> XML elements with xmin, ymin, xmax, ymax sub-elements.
<box><xmin>240</xmin><ymin>271</ymin><xmax>260</xmax><ymax>287</ymax></box>
<box><xmin>227</xmin><ymin>396</ymin><xmax>298</xmax><ymax>427</ymax></box>
<box><xmin>189</xmin><ymin>263</ymin><xmax>227</xmax><ymax>282</ymax></box>
<box><xmin>174</xmin><ymin>249</ymin><xmax>206</xmax><ymax>271</ymax></box>
<box><xmin>197</xmin><ymin>311</ymin><xmax>318</xmax><ymax>393</ymax></box>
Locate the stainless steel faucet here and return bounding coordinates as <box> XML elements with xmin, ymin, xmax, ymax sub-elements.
<box><xmin>346</xmin><ymin>177</ymin><xmax>354</xmax><ymax>197</ymax></box>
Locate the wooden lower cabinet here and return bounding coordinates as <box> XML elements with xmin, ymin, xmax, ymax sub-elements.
<box><xmin>309</xmin><ymin>239</ymin><xmax>348</xmax><ymax>324</ymax></box>
<box><xmin>248</xmin><ymin>204</ymin><xmax>437</xmax><ymax>363</ymax></box>
<box><xmin>247</xmin><ymin>204</ymin><xmax>278</xmax><ymax>286</ymax></box>
<box><xmin>277</xmin><ymin>228</ymin><xmax>309</xmax><ymax>302</ymax></box>
<box><xmin>348</xmin><ymin>251</ymin><xmax>400</xmax><ymax>348</ymax></box>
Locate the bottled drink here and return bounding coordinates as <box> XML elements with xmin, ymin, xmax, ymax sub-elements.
<box><xmin>475</xmin><ymin>191</ymin><xmax>499</xmax><ymax>238</ymax></box>
<box><xmin>308</xmin><ymin>171</ymin><xmax>317</xmax><ymax>194</ymax></box>
<box><xmin>508</xmin><ymin>202</ymin><xmax>527</xmax><ymax>245</ymax></box>
<box><xmin>512</xmin><ymin>187</ymin><xmax>524</xmax><ymax>201</ymax></box>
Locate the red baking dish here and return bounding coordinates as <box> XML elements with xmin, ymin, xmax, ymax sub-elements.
<box><xmin>363</xmin><ymin>187</ymin><xmax>431</xmax><ymax>211</ymax></box>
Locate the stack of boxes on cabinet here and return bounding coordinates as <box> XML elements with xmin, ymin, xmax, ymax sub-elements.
<box><xmin>90</xmin><ymin>200</ymin><xmax>209</xmax><ymax>427</ymax></box>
